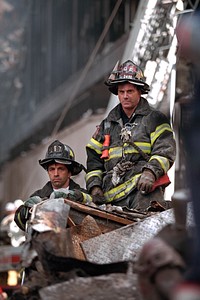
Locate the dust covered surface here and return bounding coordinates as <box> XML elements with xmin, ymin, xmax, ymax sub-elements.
<box><xmin>39</xmin><ymin>272</ymin><xmax>142</xmax><ymax>300</ymax></box>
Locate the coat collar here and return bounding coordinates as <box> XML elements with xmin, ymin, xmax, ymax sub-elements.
<box><xmin>107</xmin><ymin>97</ymin><xmax>152</xmax><ymax>122</ymax></box>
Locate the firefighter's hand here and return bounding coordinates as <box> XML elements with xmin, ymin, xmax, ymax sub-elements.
<box><xmin>51</xmin><ymin>191</ymin><xmax>68</xmax><ymax>199</ymax></box>
<box><xmin>67</xmin><ymin>189</ymin><xmax>83</xmax><ymax>202</ymax></box>
<box><xmin>90</xmin><ymin>186</ymin><xmax>106</xmax><ymax>205</ymax></box>
<box><xmin>24</xmin><ymin>196</ymin><xmax>42</xmax><ymax>208</ymax></box>
<box><xmin>91</xmin><ymin>186</ymin><xmax>104</xmax><ymax>197</ymax></box>
<box><xmin>92</xmin><ymin>195</ymin><xmax>107</xmax><ymax>205</ymax></box>
<box><xmin>137</xmin><ymin>169</ymin><xmax>156</xmax><ymax>194</ymax></box>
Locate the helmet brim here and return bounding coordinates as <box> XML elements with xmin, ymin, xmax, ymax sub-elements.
<box><xmin>105</xmin><ymin>79</ymin><xmax>150</xmax><ymax>95</ymax></box>
<box><xmin>39</xmin><ymin>158</ymin><xmax>83</xmax><ymax>175</ymax></box>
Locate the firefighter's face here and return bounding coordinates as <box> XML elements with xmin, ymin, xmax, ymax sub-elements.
<box><xmin>47</xmin><ymin>163</ymin><xmax>71</xmax><ymax>189</ymax></box>
<box><xmin>118</xmin><ymin>83</ymin><xmax>141</xmax><ymax>114</ymax></box>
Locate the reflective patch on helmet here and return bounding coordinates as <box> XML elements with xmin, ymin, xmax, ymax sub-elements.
<box><xmin>118</xmin><ymin>62</ymin><xmax>144</xmax><ymax>81</ymax></box>
<box><xmin>65</xmin><ymin>146</ymin><xmax>74</xmax><ymax>160</ymax></box>
<box><xmin>107</xmin><ymin>60</ymin><xmax>146</xmax><ymax>83</ymax></box>
<box><xmin>49</xmin><ymin>144</ymin><xmax>63</xmax><ymax>154</ymax></box>
<box><xmin>135</xmin><ymin>69</ymin><xmax>144</xmax><ymax>80</ymax></box>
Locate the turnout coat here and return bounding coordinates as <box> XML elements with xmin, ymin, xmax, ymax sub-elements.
<box><xmin>86</xmin><ymin>97</ymin><xmax>176</xmax><ymax>209</ymax></box>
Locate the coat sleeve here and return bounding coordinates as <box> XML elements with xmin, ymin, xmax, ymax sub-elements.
<box><xmin>68</xmin><ymin>179</ymin><xmax>93</xmax><ymax>204</ymax></box>
<box><xmin>85</xmin><ymin>121</ymin><xmax>105</xmax><ymax>192</ymax></box>
<box><xmin>14</xmin><ymin>205</ymin><xmax>28</xmax><ymax>231</ymax></box>
<box><xmin>143</xmin><ymin>110</ymin><xmax>176</xmax><ymax>179</ymax></box>
<box><xmin>14</xmin><ymin>185</ymin><xmax>51</xmax><ymax>231</ymax></box>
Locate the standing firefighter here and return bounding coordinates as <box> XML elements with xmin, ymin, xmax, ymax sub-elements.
<box><xmin>86</xmin><ymin>60</ymin><xmax>176</xmax><ymax>211</ymax></box>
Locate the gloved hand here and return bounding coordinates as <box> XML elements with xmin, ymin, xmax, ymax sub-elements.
<box><xmin>67</xmin><ymin>189</ymin><xmax>83</xmax><ymax>202</ymax></box>
<box><xmin>51</xmin><ymin>191</ymin><xmax>68</xmax><ymax>199</ymax></box>
<box><xmin>24</xmin><ymin>196</ymin><xmax>42</xmax><ymax>208</ymax></box>
<box><xmin>90</xmin><ymin>186</ymin><xmax>106</xmax><ymax>205</ymax></box>
<box><xmin>15</xmin><ymin>196</ymin><xmax>42</xmax><ymax>228</ymax></box>
<box><xmin>91</xmin><ymin>186</ymin><xmax>104</xmax><ymax>197</ymax></box>
<box><xmin>92</xmin><ymin>195</ymin><xmax>107</xmax><ymax>205</ymax></box>
<box><xmin>137</xmin><ymin>169</ymin><xmax>156</xmax><ymax>194</ymax></box>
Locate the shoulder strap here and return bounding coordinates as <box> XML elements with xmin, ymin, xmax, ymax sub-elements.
<box><xmin>128</xmin><ymin>141</ymin><xmax>149</xmax><ymax>161</ymax></box>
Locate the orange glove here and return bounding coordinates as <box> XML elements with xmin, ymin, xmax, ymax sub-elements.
<box><xmin>137</xmin><ymin>169</ymin><xmax>156</xmax><ymax>194</ymax></box>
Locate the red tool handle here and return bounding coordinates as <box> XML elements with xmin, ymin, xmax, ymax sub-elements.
<box><xmin>151</xmin><ymin>174</ymin><xmax>171</xmax><ymax>192</ymax></box>
<box><xmin>101</xmin><ymin>134</ymin><xmax>110</xmax><ymax>159</ymax></box>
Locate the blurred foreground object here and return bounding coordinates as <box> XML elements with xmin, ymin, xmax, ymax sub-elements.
<box><xmin>171</xmin><ymin>7</ymin><xmax>200</xmax><ymax>299</ymax></box>
<box><xmin>1</xmin><ymin>200</ymin><xmax>25</xmax><ymax>247</ymax></box>
<box><xmin>176</xmin><ymin>10</ymin><xmax>200</xmax><ymax>63</ymax></box>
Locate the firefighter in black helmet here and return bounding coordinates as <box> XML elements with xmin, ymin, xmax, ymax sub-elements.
<box><xmin>39</xmin><ymin>140</ymin><xmax>84</xmax><ymax>176</ymax></box>
<box><xmin>14</xmin><ymin>140</ymin><xmax>92</xmax><ymax>231</ymax></box>
<box><xmin>86</xmin><ymin>60</ymin><xmax>176</xmax><ymax>211</ymax></box>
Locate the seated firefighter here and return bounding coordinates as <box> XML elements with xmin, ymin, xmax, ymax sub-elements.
<box><xmin>14</xmin><ymin>140</ymin><xmax>93</xmax><ymax>231</ymax></box>
<box><xmin>86</xmin><ymin>60</ymin><xmax>176</xmax><ymax>212</ymax></box>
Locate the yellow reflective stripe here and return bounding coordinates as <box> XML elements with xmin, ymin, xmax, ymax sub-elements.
<box><xmin>86</xmin><ymin>138</ymin><xmax>102</xmax><ymax>154</ymax></box>
<box><xmin>104</xmin><ymin>174</ymin><xmax>141</xmax><ymax>202</ymax></box>
<box><xmin>125</xmin><ymin>142</ymin><xmax>151</xmax><ymax>154</ymax></box>
<box><xmin>82</xmin><ymin>193</ymin><xmax>92</xmax><ymax>204</ymax></box>
<box><xmin>108</xmin><ymin>147</ymin><xmax>123</xmax><ymax>159</ymax></box>
<box><xmin>107</xmin><ymin>143</ymin><xmax>151</xmax><ymax>161</ymax></box>
<box><xmin>149</xmin><ymin>155</ymin><xmax>170</xmax><ymax>172</ymax></box>
<box><xmin>151</xmin><ymin>123</ymin><xmax>173</xmax><ymax>145</ymax></box>
<box><xmin>85</xmin><ymin>170</ymin><xmax>103</xmax><ymax>182</ymax></box>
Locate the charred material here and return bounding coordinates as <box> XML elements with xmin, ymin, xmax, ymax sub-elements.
<box><xmin>11</xmin><ymin>244</ymin><xmax>134</xmax><ymax>300</ymax></box>
<box><xmin>36</xmin><ymin>246</ymin><xmax>130</xmax><ymax>277</ymax></box>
